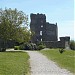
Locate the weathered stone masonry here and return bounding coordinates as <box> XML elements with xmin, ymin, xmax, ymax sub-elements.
<box><xmin>30</xmin><ymin>13</ymin><xmax>70</xmax><ymax>48</ymax></box>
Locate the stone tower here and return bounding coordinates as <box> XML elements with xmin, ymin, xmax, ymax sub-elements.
<box><xmin>30</xmin><ymin>13</ymin><xmax>58</xmax><ymax>43</ymax></box>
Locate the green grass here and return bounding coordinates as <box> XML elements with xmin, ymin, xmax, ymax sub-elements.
<box><xmin>40</xmin><ymin>49</ymin><xmax>75</xmax><ymax>73</ymax></box>
<box><xmin>0</xmin><ymin>51</ymin><xmax>30</xmax><ymax>75</ymax></box>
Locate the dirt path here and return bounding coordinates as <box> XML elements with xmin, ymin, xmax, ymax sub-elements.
<box><xmin>27</xmin><ymin>51</ymin><xmax>73</xmax><ymax>75</ymax></box>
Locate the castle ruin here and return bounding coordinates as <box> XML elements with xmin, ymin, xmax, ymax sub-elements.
<box><xmin>30</xmin><ymin>13</ymin><xmax>70</xmax><ymax>48</ymax></box>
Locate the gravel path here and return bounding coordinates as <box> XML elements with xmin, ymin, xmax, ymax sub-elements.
<box><xmin>27</xmin><ymin>51</ymin><xmax>73</xmax><ymax>75</ymax></box>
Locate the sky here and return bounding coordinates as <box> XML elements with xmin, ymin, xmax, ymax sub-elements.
<box><xmin>0</xmin><ymin>0</ymin><xmax>74</xmax><ymax>40</ymax></box>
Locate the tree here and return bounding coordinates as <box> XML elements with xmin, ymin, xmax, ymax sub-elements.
<box><xmin>16</xmin><ymin>27</ymin><xmax>31</xmax><ymax>43</ymax></box>
<box><xmin>0</xmin><ymin>8</ymin><xmax>31</xmax><ymax>43</ymax></box>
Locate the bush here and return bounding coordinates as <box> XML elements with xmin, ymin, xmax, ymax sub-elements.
<box><xmin>70</xmin><ymin>40</ymin><xmax>75</xmax><ymax>50</ymax></box>
<box><xmin>37</xmin><ymin>41</ymin><xmax>44</xmax><ymax>46</ymax></box>
<box><xmin>24</xmin><ymin>43</ymin><xmax>32</xmax><ymax>50</ymax></box>
<box><xmin>0</xmin><ymin>48</ymin><xmax>6</xmax><ymax>52</ymax></box>
<box><xmin>37</xmin><ymin>41</ymin><xmax>46</xmax><ymax>50</ymax></box>
<box><xmin>33</xmin><ymin>44</ymin><xmax>38</xmax><ymax>50</ymax></box>
<box><xmin>30</xmin><ymin>43</ymin><xmax>37</xmax><ymax>50</ymax></box>
<box><xmin>19</xmin><ymin>42</ymin><xmax>46</xmax><ymax>50</ymax></box>
<box><xmin>19</xmin><ymin>43</ymin><xmax>38</xmax><ymax>50</ymax></box>
<box><xmin>19</xmin><ymin>44</ymin><xmax>25</xmax><ymax>50</ymax></box>
<box><xmin>14</xmin><ymin>46</ymin><xmax>19</xmax><ymax>50</ymax></box>
<box><xmin>38</xmin><ymin>45</ymin><xmax>46</xmax><ymax>50</ymax></box>
<box><xmin>19</xmin><ymin>43</ymin><xmax>32</xmax><ymax>50</ymax></box>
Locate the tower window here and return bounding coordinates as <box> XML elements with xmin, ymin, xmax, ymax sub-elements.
<box><xmin>41</xmin><ymin>38</ymin><xmax>42</xmax><ymax>41</ymax></box>
<box><xmin>40</xmin><ymin>31</ymin><xmax>42</xmax><ymax>35</ymax></box>
<box><xmin>41</xmin><ymin>25</ymin><xmax>43</xmax><ymax>28</ymax></box>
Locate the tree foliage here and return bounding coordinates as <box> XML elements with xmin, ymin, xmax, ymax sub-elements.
<box><xmin>0</xmin><ymin>8</ymin><xmax>31</xmax><ymax>43</ymax></box>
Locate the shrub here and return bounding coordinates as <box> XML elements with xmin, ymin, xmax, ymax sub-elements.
<box><xmin>19</xmin><ymin>43</ymin><xmax>38</xmax><ymax>50</ymax></box>
<box><xmin>19</xmin><ymin>44</ymin><xmax>25</xmax><ymax>50</ymax></box>
<box><xmin>38</xmin><ymin>45</ymin><xmax>46</xmax><ymax>50</ymax></box>
<box><xmin>25</xmin><ymin>43</ymin><xmax>32</xmax><ymax>50</ymax></box>
<box><xmin>37</xmin><ymin>41</ymin><xmax>46</xmax><ymax>50</ymax></box>
<box><xmin>33</xmin><ymin>44</ymin><xmax>38</xmax><ymax>50</ymax></box>
<box><xmin>19</xmin><ymin>42</ymin><xmax>46</xmax><ymax>50</ymax></box>
<box><xmin>37</xmin><ymin>41</ymin><xmax>44</xmax><ymax>46</ymax></box>
<box><xmin>70</xmin><ymin>40</ymin><xmax>75</xmax><ymax>50</ymax></box>
<box><xmin>14</xmin><ymin>46</ymin><xmax>19</xmax><ymax>50</ymax></box>
<box><xmin>19</xmin><ymin>43</ymin><xmax>32</xmax><ymax>50</ymax></box>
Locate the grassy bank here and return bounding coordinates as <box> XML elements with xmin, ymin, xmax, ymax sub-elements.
<box><xmin>0</xmin><ymin>51</ymin><xmax>30</xmax><ymax>75</ymax></box>
<box><xmin>40</xmin><ymin>49</ymin><xmax>75</xmax><ymax>73</ymax></box>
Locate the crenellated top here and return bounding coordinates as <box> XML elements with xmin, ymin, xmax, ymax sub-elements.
<box><xmin>30</xmin><ymin>13</ymin><xmax>46</xmax><ymax>19</ymax></box>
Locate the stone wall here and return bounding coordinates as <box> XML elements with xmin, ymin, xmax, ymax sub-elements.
<box><xmin>43</xmin><ymin>41</ymin><xmax>64</xmax><ymax>48</ymax></box>
<box><xmin>0</xmin><ymin>39</ymin><xmax>15</xmax><ymax>48</ymax></box>
<box><xmin>30</xmin><ymin>13</ymin><xmax>70</xmax><ymax>48</ymax></box>
<box><xmin>43</xmin><ymin>37</ymin><xmax>70</xmax><ymax>48</ymax></box>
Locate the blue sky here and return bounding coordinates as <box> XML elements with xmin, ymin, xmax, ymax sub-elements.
<box><xmin>0</xmin><ymin>0</ymin><xmax>74</xmax><ymax>40</ymax></box>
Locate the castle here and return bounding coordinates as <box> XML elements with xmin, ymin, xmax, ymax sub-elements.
<box><xmin>30</xmin><ymin>13</ymin><xmax>70</xmax><ymax>48</ymax></box>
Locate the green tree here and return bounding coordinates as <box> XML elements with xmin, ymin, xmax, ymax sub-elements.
<box><xmin>0</xmin><ymin>8</ymin><xmax>31</xmax><ymax>43</ymax></box>
<box><xmin>16</xmin><ymin>27</ymin><xmax>31</xmax><ymax>43</ymax></box>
